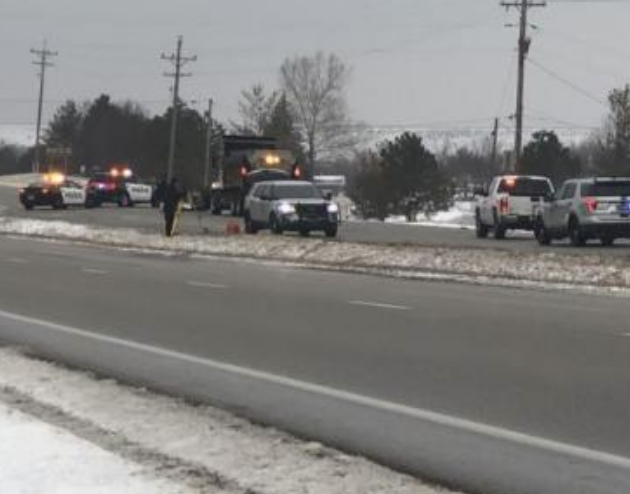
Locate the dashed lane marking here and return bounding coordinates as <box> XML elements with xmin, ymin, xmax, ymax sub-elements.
<box><xmin>5</xmin><ymin>257</ymin><xmax>28</xmax><ymax>264</ymax></box>
<box><xmin>348</xmin><ymin>300</ymin><xmax>412</xmax><ymax>311</ymax></box>
<box><xmin>81</xmin><ymin>268</ymin><xmax>109</xmax><ymax>275</ymax></box>
<box><xmin>187</xmin><ymin>280</ymin><xmax>229</xmax><ymax>289</ymax></box>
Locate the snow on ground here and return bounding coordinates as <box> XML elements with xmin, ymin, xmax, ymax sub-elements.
<box><xmin>1</xmin><ymin>213</ymin><xmax>630</xmax><ymax>294</ymax></box>
<box><xmin>0</xmin><ymin>347</ymin><xmax>455</xmax><ymax>494</ymax></box>
<box><xmin>0</xmin><ymin>401</ymin><xmax>198</xmax><ymax>494</ymax></box>
<box><xmin>384</xmin><ymin>202</ymin><xmax>474</xmax><ymax>230</ymax></box>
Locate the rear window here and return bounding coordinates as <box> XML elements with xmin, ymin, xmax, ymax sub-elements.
<box><xmin>582</xmin><ymin>181</ymin><xmax>630</xmax><ymax>197</ymax></box>
<box><xmin>498</xmin><ymin>178</ymin><xmax>552</xmax><ymax>196</ymax></box>
<box><xmin>274</xmin><ymin>184</ymin><xmax>322</xmax><ymax>199</ymax></box>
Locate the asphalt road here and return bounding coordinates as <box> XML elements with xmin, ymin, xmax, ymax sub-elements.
<box><xmin>0</xmin><ymin>235</ymin><xmax>629</xmax><ymax>459</ymax></box>
<box><xmin>3</xmin><ymin>184</ymin><xmax>630</xmax><ymax>254</ymax></box>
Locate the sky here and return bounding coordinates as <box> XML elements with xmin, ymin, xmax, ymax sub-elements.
<box><xmin>2</xmin><ymin>0</ymin><xmax>630</xmax><ymax>141</ymax></box>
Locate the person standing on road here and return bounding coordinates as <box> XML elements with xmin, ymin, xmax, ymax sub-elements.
<box><xmin>162</xmin><ymin>177</ymin><xmax>186</xmax><ymax>237</ymax></box>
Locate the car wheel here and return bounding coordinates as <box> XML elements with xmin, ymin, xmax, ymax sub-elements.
<box><xmin>534</xmin><ymin>218</ymin><xmax>552</xmax><ymax>246</ymax></box>
<box><xmin>270</xmin><ymin>214</ymin><xmax>283</xmax><ymax>235</ymax></box>
<box><xmin>475</xmin><ymin>211</ymin><xmax>489</xmax><ymax>239</ymax></box>
<box><xmin>568</xmin><ymin>217</ymin><xmax>586</xmax><ymax>247</ymax></box>
<box><xmin>244</xmin><ymin>213</ymin><xmax>258</xmax><ymax>234</ymax></box>
<box><xmin>600</xmin><ymin>235</ymin><xmax>615</xmax><ymax>247</ymax></box>
<box><xmin>324</xmin><ymin>226</ymin><xmax>338</xmax><ymax>238</ymax></box>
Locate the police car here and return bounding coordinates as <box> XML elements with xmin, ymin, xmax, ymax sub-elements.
<box><xmin>19</xmin><ymin>174</ymin><xmax>93</xmax><ymax>210</ymax></box>
<box><xmin>87</xmin><ymin>168</ymin><xmax>153</xmax><ymax>207</ymax></box>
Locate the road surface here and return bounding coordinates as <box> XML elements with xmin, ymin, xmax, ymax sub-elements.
<box><xmin>0</xmin><ymin>235</ymin><xmax>629</xmax><ymax>494</ymax></box>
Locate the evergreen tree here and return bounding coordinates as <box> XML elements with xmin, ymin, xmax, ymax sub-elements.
<box><xmin>521</xmin><ymin>130</ymin><xmax>582</xmax><ymax>186</ymax></box>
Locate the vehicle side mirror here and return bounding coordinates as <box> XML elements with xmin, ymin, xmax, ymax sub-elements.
<box><xmin>473</xmin><ymin>186</ymin><xmax>487</xmax><ymax>197</ymax></box>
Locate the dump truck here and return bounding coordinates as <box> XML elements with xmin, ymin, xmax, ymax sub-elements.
<box><xmin>208</xmin><ymin>135</ymin><xmax>302</xmax><ymax>216</ymax></box>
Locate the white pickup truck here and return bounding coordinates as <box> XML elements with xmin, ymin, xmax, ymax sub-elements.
<box><xmin>475</xmin><ymin>175</ymin><xmax>554</xmax><ymax>239</ymax></box>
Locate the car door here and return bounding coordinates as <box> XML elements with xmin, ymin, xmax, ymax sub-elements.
<box><xmin>550</xmin><ymin>182</ymin><xmax>576</xmax><ymax>234</ymax></box>
<box><xmin>250</xmin><ymin>184</ymin><xmax>268</xmax><ymax>223</ymax></box>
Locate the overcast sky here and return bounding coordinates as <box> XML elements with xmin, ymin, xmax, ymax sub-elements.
<box><xmin>2</xmin><ymin>0</ymin><xmax>630</xmax><ymax>138</ymax></box>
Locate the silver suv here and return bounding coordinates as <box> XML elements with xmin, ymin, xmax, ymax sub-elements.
<box><xmin>534</xmin><ymin>177</ymin><xmax>630</xmax><ymax>246</ymax></box>
<box><xmin>243</xmin><ymin>180</ymin><xmax>339</xmax><ymax>237</ymax></box>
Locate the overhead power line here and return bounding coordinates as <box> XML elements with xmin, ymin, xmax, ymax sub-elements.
<box><xmin>527</xmin><ymin>57</ymin><xmax>607</xmax><ymax>107</ymax></box>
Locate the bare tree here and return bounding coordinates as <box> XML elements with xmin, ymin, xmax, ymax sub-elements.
<box><xmin>233</xmin><ymin>84</ymin><xmax>278</xmax><ymax>136</ymax></box>
<box><xmin>280</xmin><ymin>52</ymin><xmax>355</xmax><ymax>175</ymax></box>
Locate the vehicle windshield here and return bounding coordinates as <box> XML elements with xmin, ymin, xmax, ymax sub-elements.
<box><xmin>582</xmin><ymin>181</ymin><xmax>630</xmax><ymax>197</ymax></box>
<box><xmin>274</xmin><ymin>184</ymin><xmax>322</xmax><ymax>199</ymax></box>
<box><xmin>498</xmin><ymin>178</ymin><xmax>552</xmax><ymax>196</ymax></box>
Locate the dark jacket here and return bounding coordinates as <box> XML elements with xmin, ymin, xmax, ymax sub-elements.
<box><xmin>163</xmin><ymin>180</ymin><xmax>186</xmax><ymax>214</ymax></box>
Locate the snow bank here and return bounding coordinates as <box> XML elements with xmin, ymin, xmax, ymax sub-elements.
<box><xmin>0</xmin><ymin>347</ymin><xmax>453</xmax><ymax>494</ymax></box>
<box><xmin>0</xmin><ymin>401</ymin><xmax>195</xmax><ymax>494</ymax></box>
<box><xmin>384</xmin><ymin>201</ymin><xmax>474</xmax><ymax>230</ymax></box>
<box><xmin>1</xmin><ymin>214</ymin><xmax>630</xmax><ymax>294</ymax></box>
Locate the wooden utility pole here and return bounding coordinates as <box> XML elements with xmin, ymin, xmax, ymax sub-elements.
<box><xmin>501</xmin><ymin>0</ymin><xmax>546</xmax><ymax>172</ymax></box>
<box><xmin>161</xmin><ymin>36</ymin><xmax>196</xmax><ymax>182</ymax></box>
<box><xmin>491</xmin><ymin>118</ymin><xmax>499</xmax><ymax>170</ymax></box>
<box><xmin>31</xmin><ymin>41</ymin><xmax>57</xmax><ymax>174</ymax></box>
<box><xmin>203</xmin><ymin>98</ymin><xmax>214</xmax><ymax>189</ymax></box>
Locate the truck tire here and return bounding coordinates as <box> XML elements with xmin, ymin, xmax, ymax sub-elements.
<box><xmin>534</xmin><ymin>218</ymin><xmax>552</xmax><ymax>246</ymax></box>
<box><xmin>475</xmin><ymin>211</ymin><xmax>489</xmax><ymax>238</ymax></box>
<box><xmin>493</xmin><ymin>210</ymin><xmax>506</xmax><ymax>240</ymax></box>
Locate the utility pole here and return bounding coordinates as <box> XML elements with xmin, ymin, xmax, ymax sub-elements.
<box><xmin>501</xmin><ymin>0</ymin><xmax>546</xmax><ymax>172</ymax></box>
<box><xmin>203</xmin><ymin>98</ymin><xmax>214</xmax><ymax>189</ymax></box>
<box><xmin>490</xmin><ymin>117</ymin><xmax>499</xmax><ymax>170</ymax></box>
<box><xmin>161</xmin><ymin>36</ymin><xmax>196</xmax><ymax>181</ymax></box>
<box><xmin>31</xmin><ymin>41</ymin><xmax>57</xmax><ymax>174</ymax></box>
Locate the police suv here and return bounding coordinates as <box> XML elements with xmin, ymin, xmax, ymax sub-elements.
<box><xmin>87</xmin><ymin>168</ymin><xmax>153</xmax><ymax>207</ymax></box>
<box><xmin>19</xmin><ymin>175</ymin><xmax>93</xmax><ymax>210</ymax></box>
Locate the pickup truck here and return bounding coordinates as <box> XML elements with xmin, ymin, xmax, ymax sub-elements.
<box><xmin>475</xmin><ymin>175</ymin><xmax>554</xmax><ymax>239</ymax></box>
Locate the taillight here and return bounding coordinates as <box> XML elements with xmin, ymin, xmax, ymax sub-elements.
<box><xmin>18</xmin><ymin>188</ymin><xmax>24</xmax><ymax>194</ymax></box>
<box><xmin>499</xmin><ymin>196</ymin><xmax>509</xmax><ymax>215</ymax></box>
<box><xmin>583</xmin><ymin>197</ymin><xmax>598</xmax><ymax>214</ymax></box>
<box><xmin>239</xmin><ymin>165</ymin><xmax>248</xmax><ymax>178</ymax></box>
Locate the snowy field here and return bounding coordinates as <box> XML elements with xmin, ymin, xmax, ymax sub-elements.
<box><xmin>0</xmin><ymin>347</ymin><xmax>457</xmax><ymax>494</ymax></box>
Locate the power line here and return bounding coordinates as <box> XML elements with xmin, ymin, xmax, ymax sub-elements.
<box><xmin>527</xmin><ymin>57</ymin><xmax>607</xmax><ymax>107</ymax></box>
<box><xmin>30</xmin><ymin>40</ymin><xmax>57</xmax><ymax>173</ymax></box>
<box><xmin>161</xmin><ymin>35</ymin><xmax>196</xmax><ymax>181</ymax></box>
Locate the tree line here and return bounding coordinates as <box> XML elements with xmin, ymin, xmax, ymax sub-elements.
<box><xmin>2</xmin><ymin>51</ymin><xmax>630</xmax><ymax>220</ymax></box>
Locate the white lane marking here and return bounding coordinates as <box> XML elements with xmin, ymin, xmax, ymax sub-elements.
<box><xmin>187</xmin><ymin>280</ymin><xmax>228</xmax><ymax>289</ymax></box>
<box><xmin>81</xmin><ymin>268</ymin><xmax>108</xmax><ymax>275</ymax></box>
<box><xmin>0</xmin><ymin>307</ymin><xmax>629</xmax><ymax>472</ymax></box>
<box><xmin>5</xmin><ymin>257</ymin><xmax>29</xmax><ymax>264</ymax></box>
<box><xmin>349</xmin><ymin>300</ymin><xmax>411</xmax><ymax>311</ymax></box>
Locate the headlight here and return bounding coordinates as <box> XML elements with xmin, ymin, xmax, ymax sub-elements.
<box><xmin>327</xmin><ymin>203</ymin><xmax>339</xmax><ymax>213</ymax></box>
<box><xmin>277</xmin><ymin>202</ymin><xmax>296</xmax><ymax>215</ymax></box>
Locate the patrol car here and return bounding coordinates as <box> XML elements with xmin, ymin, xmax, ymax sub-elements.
<box><xmin>19</xmin><ymin>174</ymin><xmax>93</xmax><ymax>210</ymax></box>
<box><xmin>87</xmin><ymin>168</ymin><xmax>153</xmax><ymax>207</ymax></box>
